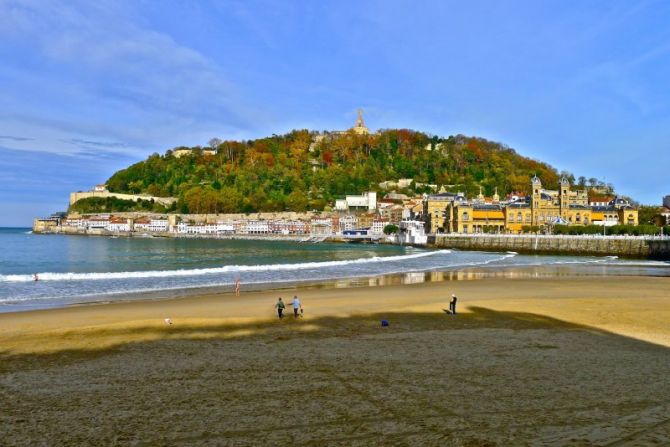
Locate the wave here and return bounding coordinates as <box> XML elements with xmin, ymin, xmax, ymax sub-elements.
<box><xmin>0</xmin><ymin>250</ymin><xmax>450</xmax><ymax>283</ymax></box>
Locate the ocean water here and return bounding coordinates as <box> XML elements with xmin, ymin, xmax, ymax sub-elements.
<box><xmin>0</xmin><ymin>227</ymin><xmax>668</xmax><ymax>312</ymax></box>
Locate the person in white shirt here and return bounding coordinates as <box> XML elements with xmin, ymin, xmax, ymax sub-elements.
<box><xmin>291</xmin><ymin>296</ymin><xmax>302</xmax><ymax>318</ymax></box>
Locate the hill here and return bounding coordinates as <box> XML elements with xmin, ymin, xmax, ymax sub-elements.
<box><xmin>100</xmin><ymin>129</ymin><xmax>602</xmax><ymax>214</ymax></box>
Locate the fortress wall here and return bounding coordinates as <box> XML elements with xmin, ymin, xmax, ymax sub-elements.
<box><xmin>431</xmin><ymin>234</ymin><xmax>670</xmax><ymax>259</ymax></box>
<box><xmin>69</xmin><ymin>191</ymin><xmax>177</xmax><ymax>207</ymax></box>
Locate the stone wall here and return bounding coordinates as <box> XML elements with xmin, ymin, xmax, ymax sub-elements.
<box><xmin>431</xmin><ymin>234</ymin><xmax>670</xmax><ymax>259</ymax></box>
<box><xmin>69</xmin><ymin>191</ymin><xmax>177</xmax><ymax>207</ymax></box>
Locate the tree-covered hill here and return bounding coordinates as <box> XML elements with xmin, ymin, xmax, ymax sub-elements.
<box><xmin>103</xmin><ymin>129</ymin><xmax>592</xmax><ymax>214</ymax></box>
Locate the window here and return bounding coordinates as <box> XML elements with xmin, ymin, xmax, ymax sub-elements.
<box><xmin>517</xmin><ymin>212</ymin><xmax>522</xmax><ymax>222</ymax></box>
<box><xmin>462</xmin><ymin>212</ymin><xmax>469</xmax><ymax>221</ymax></box>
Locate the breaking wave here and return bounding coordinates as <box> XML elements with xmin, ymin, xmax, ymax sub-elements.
<box><xmin>0</xmin><ymin>250</ymin><xmax>449</xmax><ymax>283</ymax></box>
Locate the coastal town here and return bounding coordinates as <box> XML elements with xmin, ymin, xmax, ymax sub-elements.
<box><xmin>34</xmin><ymin>176</ymin><xmax>668</xmax><ymax>247</ymax></box>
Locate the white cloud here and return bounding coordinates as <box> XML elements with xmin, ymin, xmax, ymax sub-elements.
<box><xmin>0</xmin><ymin>0</ymin><xmax>266</xmax><ymax>157</ymax></box>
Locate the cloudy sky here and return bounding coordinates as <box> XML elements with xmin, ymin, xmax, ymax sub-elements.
<box><xmin>1</xmin><ymin>0</ymin><xmax>669</xmax><ymax>225</ymax></box>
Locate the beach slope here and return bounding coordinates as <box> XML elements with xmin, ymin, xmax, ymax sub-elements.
<box><xmin>1</xmin><ymin>276</ymin><xmax>669</xmax><ymax>445</ymax></box>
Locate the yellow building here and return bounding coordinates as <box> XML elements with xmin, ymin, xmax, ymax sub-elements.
<box><xmin>443</xmin><ymin>202</ymin><xmax>505</xmax><ymax>233</ymax></box>
<box><xmin>423</xmin><ymin>192</ymin><xmax>466</xmax><ymax>233</ymax></box>
<box><xmin>430</xmin><ymin>176</ymin><xmax>639</xmax><ymax>235</ymax></box>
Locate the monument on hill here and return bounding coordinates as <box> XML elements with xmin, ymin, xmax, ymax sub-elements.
<box><xmin>351</xmin><ymin>108</ymin><xmax>370</xmax><ymax>135</ymax></box>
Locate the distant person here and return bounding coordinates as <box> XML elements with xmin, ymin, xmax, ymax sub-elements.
<box><xmin>275</xmin><ymin>297</ymin><xmax>285</xmax><ymax>319</ymax></box>
<box><xmin>33</xmin><ymin>273</ymin><xmax>39</xmax><ymax>282</ymax></box>
<box><xmin>450</xmin><ymin>294</ymin><xmax>458</xmax><ymax>315</ymax></box>
<box><xmin>291</xmin><ymin>295</ymin><xmax>302</xmax><ymax>318</ymax></box>
<box><xmin>235</xmin><ymin>277</ymin><xmax>241</xmax><ymax>296</ymax></box>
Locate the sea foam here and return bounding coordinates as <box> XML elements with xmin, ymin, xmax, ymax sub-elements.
<box><xmin>0</xmin><ymin>250</ymin><xmax>450</xmax><ymax>282</ymax></box>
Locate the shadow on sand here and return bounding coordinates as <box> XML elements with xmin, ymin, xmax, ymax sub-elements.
<box><xmin>1</xmin><ymin>307</ymin><xmax>670</xmax><ymax>446</ymax></box>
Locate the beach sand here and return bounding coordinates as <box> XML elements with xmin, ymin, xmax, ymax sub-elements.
<box><xmin>1</xmin><ymin>275</ymin><xmax>670</xmax><ymax>445</ymax></box>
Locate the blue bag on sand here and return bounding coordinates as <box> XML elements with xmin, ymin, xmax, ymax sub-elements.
<box><xmin>381</xmin><ymin>319</ymin><xmax>389</xmax><ymax>327</ymax></box>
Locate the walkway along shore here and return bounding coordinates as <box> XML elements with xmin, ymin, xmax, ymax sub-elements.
<box><xmin>431</xmin><ymin>233</ymin><xmax>670</xmax><ymax>259</ymax></box>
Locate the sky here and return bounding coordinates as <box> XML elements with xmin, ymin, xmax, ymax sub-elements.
<box><xmin>1</xmin><ymin>0</ymin><xmax>669</xmax><ymax>226</ymax></box>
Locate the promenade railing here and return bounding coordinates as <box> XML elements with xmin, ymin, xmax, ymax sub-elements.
<box><xmin>434</xmin><ymin>233</ymin><xmax>670</xmax><ymax>241</ymax></box>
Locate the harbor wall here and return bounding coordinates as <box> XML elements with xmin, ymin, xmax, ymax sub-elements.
<box><xmin>431</xmin><ymin>234</ymin><xmax>670</xmax><ymax>259</ymax></box>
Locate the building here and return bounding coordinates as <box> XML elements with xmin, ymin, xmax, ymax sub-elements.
<box><xmin>371</xmin><ymin>218</ymin><xmax>389</xmax><ymax>235</ymax></box>
<box><xmin>443</xmin><ymin>202</ymin><xmax>505</xmax><ymax>234</ymax></box>
<box><xmin>106</xmin><ymin>217</ymin><xmax>131</xmax><ymax>232</ymax></box>
<box><xmin>87</xmin><ymin>216</ymin><xmax>110</xmax><ymax>229</ymax></box>
<box><xmin>357</xmin><ymin>213</ymin><xmax>376</xmax><ymax>230</ymax></box>
<box><xmin>172</xmin><ymin>147</ymin><xmax>217</xmax><ymax>158</ymax></box>
<box><xmin>432</xmin><ymin>176</ymin><xmax>639</xmax><ymax>234</ymax></box>
<box><xmin>93</xmin><ymin>184</ymin><xmax>108</xmax><ymax>192</ymax></box>
<box><xmin>247</xmin><ymin>220</ymin><xmax>270</xmax><ymax>234</ymax></box>
<box><xmin>334</xmin><ymin>192</ymin><xmax>377</xmax><ymax>212</ymax></box>
<box><xmin>529</xmin><ymin>175</ymin><xmax>591</xmax><ymax>227</ymax></box>
<box><xmin>423</xmin><ymin>192</ymin><xmax>466</xmax><ymax>233</ymax></box>
<box><xmin>134</xmin><ymin>218</ymin><xmax>169</xmax><ymax>233</ymax></box>
<box><xmin>379</xmin><ymin>204</ymin><xmax>404</xmax><ymax>224</ymax></box>
<box><xmin>311</xmin><ymin>218</ymin><xmax>333</xmax><ymax>236</ymax></box>
<box><xmin>588</xmin><ymin>194</ymin><xmax>615</xmax><ymax>207</ymax></box>
<box><xmin>659</xmin><ymin>207</ymin><xmax>670</xmax><ymax>226</ymax></box>
<box><xmin>398</xmin><ymin>220</ymin><xmax>428</xmax><ymax>245</ymax></box>
<box><xmin>338</xmin><ymin>215</ymin><xmax>358</xmax><ymax>232</ymax></box>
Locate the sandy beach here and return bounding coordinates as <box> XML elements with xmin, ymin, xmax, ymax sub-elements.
<box><xmin>2</xmin><ymin>275</ymin><xmax>670</xmax><ymax>445</ymax></box>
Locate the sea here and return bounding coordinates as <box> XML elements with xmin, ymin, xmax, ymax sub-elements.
<box><xmin>1</xmin><ymin>227</ymin><xmax>669</xmax><ymax>312</ymax></box>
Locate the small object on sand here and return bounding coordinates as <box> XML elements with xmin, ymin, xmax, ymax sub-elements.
<box><xmin>164</xmin><ymin>318</ymin><xmax>173</xmax><ymax>325</ymax></box>
<box><xmin>381</xmin><ymin>319</ymin><xmax>389</xmax><ymax>327</ymax></box>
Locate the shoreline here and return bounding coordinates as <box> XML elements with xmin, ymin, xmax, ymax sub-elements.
<box><xmin>3</xmin><ymin>261</ymin><xmax>670</xmax><ymax>315</ymax></box>
<box><xmin>2</xmin><ymin>273</ymin><xmax>670</xmax><ymax>346</ymax></box>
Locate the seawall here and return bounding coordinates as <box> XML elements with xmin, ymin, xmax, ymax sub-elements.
<box><xmin>431</xmin><ymin>234</ymin><xmax>670</xmax><ymax>259</ymax></box>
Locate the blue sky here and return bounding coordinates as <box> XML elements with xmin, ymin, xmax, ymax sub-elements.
<box><xmin>1</xmin><ymin>0</ymin><xmax>669</xmax><ymax>226</ymax></box>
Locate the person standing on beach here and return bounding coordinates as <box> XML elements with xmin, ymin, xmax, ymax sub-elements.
<box><xmin>291</xmin><ymin>295</ymin><xmax>302</xmax><ymax>318</ymax></box>
<box><xmin>450</xmin><ymin>294</ymin><xmax>458</xmax><ymax>315</ymax></box>
<box><xmin>235</xmin><ymin>277</ymin><xmax>241</xmax><ymax>296</ymax></box>
<box><xmin>275</xmin><ymin>297</ymin><xmax>285</xmax><ymax>319</ymax></box>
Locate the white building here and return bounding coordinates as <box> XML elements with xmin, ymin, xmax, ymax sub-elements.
<box><xmin>398</xmin><ymin>220</ymin><xmax>428</xmax><ymax>245</ymax></box>
<box><xmin>370</xmin><ymin>218</ymin><xmax>389</xmax><ymax>235</ymax></box>
<box><xmin>339</xmin><ymin>215</ymin><xmax>358</xmax><ymax>232</ymax></box>
<box><xmin>64</xmin><ymin>218</ymin><xmax>85</xmax><ymax>228</ymax></box>
<box><xmin>246</xmin><ymin>220</ymin><xmax>270</xmax><ymax>234</ymax></box>
<box><xmin>87</xmin><ymin>216</ymin><xmax>110</xmax><ymax>229</ymax></box>
<box><xmin>135</xmin><ymin>219</ymin><xmax>169</xmax><ymax>232</ymax></box>
<box><xmin>216</xmin><ymin>221</ymin><xmax>235</xmax><ymax>234</ymax></box>
<box><xmin>106</xmin><ymin>218</ymin><xmax>130</xmax><ymax>232</ymax></box>
<box><xmin>335</xmin><ymin>192</ymin><xmax>377</xmax><ymax>211</ymax></box>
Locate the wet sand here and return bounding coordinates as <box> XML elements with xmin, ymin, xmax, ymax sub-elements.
<box><xmin>1</xmin><ymin>275</ymin><xmax>670</xmax><ymax>445</ymax></box>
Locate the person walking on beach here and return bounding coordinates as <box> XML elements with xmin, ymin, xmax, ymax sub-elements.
<box><xmin>291</xmin><ymin>295</ymin><xmax>302</xmax><ymax>318</ymax></box>
<box><xmin>275</xmin><ymin>297</ymin><xmax>285</xmax><ymax>319</ymax></box>
<box><xmin>450</xmin><ymin>293</ymin><xmax>458</xmax><ymax>315</ymax></box>
<box><xmin>235</xmin><ymin>277</ymin><xmax>241</xmax><ymax>296</ymax></box>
